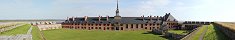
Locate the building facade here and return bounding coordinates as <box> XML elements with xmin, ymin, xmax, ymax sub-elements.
<box><xmin>61</xmin><ymin>0</ymin><xmax>178</xmax><ymax>30</ymax></box>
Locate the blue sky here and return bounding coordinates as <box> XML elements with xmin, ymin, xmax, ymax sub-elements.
<box><xmin>0</xmin><ymin>0</ymin><xmax>234</xmax><ymax>22</ymax></box>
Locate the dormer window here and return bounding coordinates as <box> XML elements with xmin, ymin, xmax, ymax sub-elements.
<box><xmin>92</xmin><ymin>22</ymin><xmax>96</xmax><ymax>23</ymax></box>
<box><xmin>168</xmin><ymin>19</ymin><xmax>170</xmax><ymax>21</ymax></box>
<box><xmin>100</xmin><ymin>22</ymin><xmax>103</xmax><ymax>23</ymax></box>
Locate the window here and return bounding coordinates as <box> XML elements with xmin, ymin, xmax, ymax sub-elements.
<box><xmin>131</xmin><ymin>24</ymin><xmax>133</xmax><ymax>28</ymax></box>
<box><xmin>120</xmin><ymin>24</ymin><xmax>123</xmax><ymax>26</ymax></box>
<box><xmin>107</xmin><ymin>24</ymin><xmax>110</xmax><ymax>26</ymax></box>
<box><xmin>141</xmin><ymin>24</ymin><xmax>143</xmax><ymax>28</ymax></box>
<box><xmin>121</xmin><ymin>27</ymin><xmax>123</xmax><ymax>30</ymax></box>
<box><xmin>104</xmin><ymin>24</ymin><xmax>106</xmax><ymax>26</ymax></box>
<box><xmin>99</xmin><ymin>27</ymin><xmax>101</xmax><ymax>29</ymax></box>
<box><xmin>99</xmin><ymin>24</ymin><xmax>101</xmax><ymax>26</ymax></box>
<box><xmin>157</xmin><ymin>23</ymin><xmax>160</xmax><ymax>25</ymax></box>
<box><xmin>136</xmin><ymin>24</ymin><xmax>138</xmax><ymax>28</ymax></box>
<box><xmin>126</xmin><ymin>24</ymin><xmax>128</xmax><ymax>28</ymax></box>
<box><xmin>107</xmin><ymin>27</ymin><xmax>109</xmax><ymax>29</ymax></box>
<box><xmin>103</xmin><ymin>27</ymin><xmax>106</xmax><ymax>30</ymax></box>
<box><xmin>95</xmin><ymin>27</ymin><xmax>98</xmax><ymax>29</ymax></box>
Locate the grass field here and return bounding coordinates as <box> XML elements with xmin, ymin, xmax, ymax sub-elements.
<box><xmin>0</xmin><ymin>24</ymin><xmax>30</xmax><ymax>35</ymax></box>
<box><xmin>203</xmin><ymin>24</ymin><xmax>229</xmax><ymax>40</ymax></box>
<box><xmin>42</xmin><ymin>29</ymin><xmax>166</xmax><ymax>40</ymax></box>
<box><xmin>168</xmin><ymin>30</ymin><xmax>187</xmax><ymax>35</ymax></box>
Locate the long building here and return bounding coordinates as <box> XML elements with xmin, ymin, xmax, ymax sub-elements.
<box><xmin>61</xmin><ymin>0</ymin><xmax>179</xmax><ymax>30</ymax></box>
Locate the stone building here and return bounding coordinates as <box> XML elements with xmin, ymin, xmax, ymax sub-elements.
<box><xmin>61</xmin><ymin>0</ymin><xmax>178</xmax><ymax>31</ymax></box>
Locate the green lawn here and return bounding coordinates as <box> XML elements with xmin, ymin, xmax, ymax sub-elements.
<box><xmin>42</xmin><ymin>29</ymin><xmax>166</xmax><ymax>40</ymax></box>
<box><xmin>168</xmin><ymin>30</ymin><xmax>187</xmax><ymax>35</ymax></box>
<box><xmin>32</xmin><ymin>26</ymin><xmax>43</xmax><ymax>40</ymax></box>
<box><xmin>203</xmin><ymin>24</ymin><xmax>229</xmax><ymax>40</ymax></box>
<box><xmin>0</xmin><ymin>24</ymin><xmax>30</xmax><ymax>35</ymax></box>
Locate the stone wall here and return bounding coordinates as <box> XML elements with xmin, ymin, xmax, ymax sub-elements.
<box><xmin>213</xmin><ymin>22</ymin><xmax>235</xmax><ymax>39</ymax></box>
<box><xmin>37</xmin><ymin>24</ymin><xmax>62</xmax><ymax>31</ymax></box>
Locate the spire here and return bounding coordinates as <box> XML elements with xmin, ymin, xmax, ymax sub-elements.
<box><xmin>114</xmin><ymin>0</ymin><xmax>121</xmax><ymax>20</ymax></box>
<box><xmin>115</xmin><ymin>0</ymin><xmax>120</xmax><ymax>16</ymax></box>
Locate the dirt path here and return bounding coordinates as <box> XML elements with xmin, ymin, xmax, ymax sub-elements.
<box><xmin>27</xmin><ymin>26</ymin><xmax>33</xmax><ymax>34</ymax></box>
<box><xmin>199</xmin><ymin>26</ymin><xmax>208</xmax><ymax>40</ymax></box>
<box><xmin>181</xmin><ymin>27</ymin><xmax>201</xmax><ymax>40</ymax></box>
<box><xmin>181</xmin><ymin>25</ymin><xmax>209</xmax><ymax>40</ymax></box>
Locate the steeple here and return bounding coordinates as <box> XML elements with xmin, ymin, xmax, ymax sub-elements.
<box><xmin>114</xmin><ymin>0</ymin><xmax>121</xmax><ymax>20</ymax></box>
<box><xmin>115</xmin><ymin>0</ymin><xmax>120</xmax><ymax>16</ymax></box>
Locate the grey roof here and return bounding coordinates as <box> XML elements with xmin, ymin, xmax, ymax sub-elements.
<box><xmin>63</xmin><ymin>13</ymin><xmax>177</xmax><ymax>24</ymax></box>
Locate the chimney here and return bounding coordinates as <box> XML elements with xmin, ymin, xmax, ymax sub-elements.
<box><xmin>99</xmin><ymin>16</ymin><xmax>101</xmax><ymax>21</ymax></box>
<box><xmin>156</xmin><ymin>16</ymin><xmax>159</xmax><ymax>20</ymax></box>
<box><xmin>150</xmin><ymin>15</ymin><xmax>152</xmax><ymax>21</ymax></box>
<box><xmin>67</xmin><ymin>17</ymin><xmax>69</xmax><ymax>21</ymax></box>
<box><xmin>84</xmin><ymin>16</ymin><xmax>88</xmax><ymax>21</ymax></box>
<box><xmin>72</xmin><ymin>16</ymin><xmax>75</xmax><ymax>21</ymax></box>
<box><xmin>106</xmin><ymin>16</ymin><xmax>109</xmax><ymax>21</ymax></box>
<box><xmin>142</xmin><ymin>15</ymin><xmax>144</xmax><ymax>21</ymax></box>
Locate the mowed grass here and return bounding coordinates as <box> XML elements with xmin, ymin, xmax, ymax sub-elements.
<box><xmin>32</xmin><ymin>26</ymin><xmax>43</xmax><ymax>40</ymax></box>
<box><xmin>42</xmin><ymin>29</ymin><xmax>166</xmax><ymax>40</ymax></box>
<box><xmin>0</xmin><ymin>24</ymin><xmax>30</xmax><ymax>35</ymax></box>
<box><xmin>168</xmin><ymin>30</ymin><xmax>187</xmax><ymax>35</ymax></box>
<box><xmin>203</xmin><ymin>24</ymin><xmax>229</xmax><ymax>40</ymax></box>
<box><xmin>189</xmin><ymin>25</ymin><xmax>208</xmax><ymax>40</ymax></box>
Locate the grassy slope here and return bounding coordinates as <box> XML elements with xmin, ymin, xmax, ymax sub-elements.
<box><xmin>0</xmin><ymin>24</ymin><xmax>30</xmax><ymax>35</ymax></box>
<box><xmin>42</xmin><ymin>29</ymin><xmax>166</xmax><ymax>40</ymax></box>
<box><xmin>32</xmin><ymin>26</ymin><xmax>43</xmax><ymax>40</ymax></box>
<box><xmin>203</xmin><ymin>24</ymin><xmax>229</xmax><ymax>40</ymax></box>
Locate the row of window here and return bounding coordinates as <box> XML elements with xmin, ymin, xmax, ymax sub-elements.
<box><xmin>63</xmin><ymin>23</ymin><xmax>161</xmax><ymax>26</ymax></box>
<box><xmin>167</xmin><ymin>23</ymin><xmax>177</xmax><ymax>25</ymax></box>
<box><xmin>63</xmin><ymin>26</ymin><xmax>159</xmax><ymax>30</ymax></box>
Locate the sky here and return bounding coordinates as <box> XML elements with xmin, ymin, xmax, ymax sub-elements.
<box><xmin>0</xmin><ymin>0</ymin><xmax>234</xmax><ymax>22</ymax></box>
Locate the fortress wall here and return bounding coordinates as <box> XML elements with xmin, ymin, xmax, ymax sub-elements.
<box><xmin>213</xmin><ymin>22</ymin><xmax>235</xmax><ymax>39</ymax></box>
